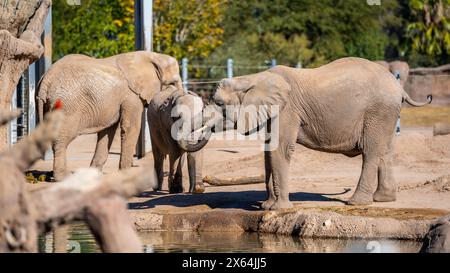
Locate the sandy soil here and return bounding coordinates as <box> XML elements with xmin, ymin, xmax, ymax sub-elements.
<box><xmin>28</xmin><ymin>125</ymin><xmax>450</xmax><ymax>216</ymax></box>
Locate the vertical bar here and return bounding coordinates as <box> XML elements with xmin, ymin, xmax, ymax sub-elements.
<box><xmin>271</xmin><ymin>59</ymin><xmax>277</xmax><ymax>67</ymax></box>
<box><xmin>135</xmin><ymin>0</ymin><xmax>153</xmax><ymax>157</ymax></box>
<box><xmin>28</xmin><ymin>64</ymin><xmax>36</xmax><ymax>132</ymax></box>
<box><xmin>182</xmin><ymin>58</ymin><xmax>188</xmax><ymax>89</ymax></box>
<box><xmin>394</xmin><ymin>71</ymin><xmax>401</xmax><ymax>135</ymax></box>
<box><xmin>9</xmin><ymin>89</ymin><xmax>17</xmax><ymax>145</ymax></box>
<box><xmin>296</xmin><ymin>62</ymin><xmax>302</xmax><ymax>69</ymax></box>
<box><xmin>227</xmin><ymin>58</ymin><xmax>233</xmax><ymax>78</ymax></box>
<box><xmin>143</xmin><ymin>0</ymin><xmax>153</xmax><ymax>153</ymax></box>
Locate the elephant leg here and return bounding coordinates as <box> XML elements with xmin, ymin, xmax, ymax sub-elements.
<box><xmin>373</xmin><ymin>130</ymin><xmax>397</xmax><ymax>202</ymax></box>
<box><xmin>52</xmin><ymin>140</ymin><xmax>68</xmax><ymax>182</ymax></box>
<box><xmin>261</xmin><ymin>150</ymin><xmax>275</xmax><ymax>209</ymax></box>
<box><xmin>168</xmin><ymin>153</ymin><xmax>184</xmax><ymax>194</ymax></box>
<box><xmin>268</xmin><ymin>142</ymin><xmax>295</xmax><ymax>210</ymax></box>
<box><xmin>187</xmin><ymin>151</ymin><xmax>205</xmax><ymax>194</ymax></box>
<box><xmin>90</xmin><ymin>123</ymin><xmax>118</xmax><ymax>171</ymax></box>
<box><xmin>119</xmin><ymin>100</ymin><xmax>143</xmax><ymax>169</ymax></box>
<box><xmin>348</xmin><ymin>154</ymin><xmax>379</xmax><ymax>205</ymax></box>
<box><xmin>152</xmin><ymin>143</ymin><xmax>165</xmax><ymax>191</ymax></box>
<box><xmin>373</xmin><ymin>149</ymin><xmax>397</xmax><ymax>202</ymax></box>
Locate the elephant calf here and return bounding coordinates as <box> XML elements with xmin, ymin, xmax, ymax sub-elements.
<box><xmin>147</xmin><ymin>87</ymin><xmax>207</xmax><ymax>194</ymax></box>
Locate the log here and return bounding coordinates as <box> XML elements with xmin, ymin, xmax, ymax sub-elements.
<box><xmin>203</xmin><ymin>175</ymin><xmax>265</xmax><ymax>186</ymax></box>
<box><xmin>410</xmin><ymin>64</ymin><xmax>450</xmax><ymax>75</ymax></box>
<box><xmin>433</xmin><ymin>123</ymin><xmax>450</xmax><ymax>136</ymax></box>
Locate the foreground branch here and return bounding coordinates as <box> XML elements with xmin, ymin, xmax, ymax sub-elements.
<box><xmin>32</xmin><ymin>168</ymin><xmax>155</xmax><ymax>233</ymax></box>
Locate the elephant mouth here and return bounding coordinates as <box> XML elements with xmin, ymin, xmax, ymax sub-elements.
<box><xmin>177</xmin><ymin>125</ymin><xmax>212</xmax><ymax>152</ymax></box>
<box><xmin>176</xmin><ymin>108</ymin><xmax>224</xmax><ymax>152</ymax></box>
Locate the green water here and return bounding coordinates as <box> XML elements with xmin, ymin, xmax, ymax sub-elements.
<box><xmin>38</xmin><ymin>222</ymin><xmax>422</xmax><ymax>253</ymax></box>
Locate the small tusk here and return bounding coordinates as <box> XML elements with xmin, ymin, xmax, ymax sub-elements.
<box><xmin>193</xmin><ymin>125</ymin><xmax>208</xmax><ymax>134</ymax></box>
<box><xmin>5</xmin><ymin>226</ymin><xmax>27</xmax><ymax>248</ymax></box>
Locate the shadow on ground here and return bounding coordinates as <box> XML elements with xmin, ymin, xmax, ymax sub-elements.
<box><xmin>129</xmin><ymin>190</ymin><xmax>347</xmax><ymax>211</ymax></box>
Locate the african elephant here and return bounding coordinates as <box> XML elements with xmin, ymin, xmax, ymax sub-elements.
<box><xmin>36</xmin><ymin>51</ymin><xmax>182</xmax><ymax>181</ymax></box>
<box><xmin>200</xmin><ymin>57</ymin><xmax>432</xmax><ymax>210</ymax></box>
<box><xmin>374</xmin><ymin>60</ymin><xmax>410</xmax><ymax>87</ymax></box>
<box><xmin>147</xmin><ymin>86</ymin><xmax>207</xmax><ymax>193</ymax></box>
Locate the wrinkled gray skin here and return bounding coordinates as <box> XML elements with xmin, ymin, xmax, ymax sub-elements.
<box><xmin>36</xmin><ymin>51</ymin><xmax>182</xmax><ymax>181</ymax></box>
<box><xmin>209</xmin><ymin>57</ymin><xmax>431</xmax><ymax>210</ymax></box>
<box><xmin>147</xmin><ymin>87</ymin><xmax>207</xmax><ymax>194</ymax></box>
<box><xmin>374</xmin><ymin>60</ymin><xmax>410</xmax><ymax>87</ymax></box>
<box><xmin>420</xmin><ymin>215</ymin><xmax>450</xmax><ymax>253</ymax></box>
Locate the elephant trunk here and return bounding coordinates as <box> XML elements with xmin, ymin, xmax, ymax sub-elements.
<box><xmin>177</xmin><ymin>129</ymin><xmax>211</xmax><ymax>152</ymax></box>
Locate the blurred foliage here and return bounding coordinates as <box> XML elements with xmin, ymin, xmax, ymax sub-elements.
<box><xmin>53</xmin><ymin>0</ymin><xmax>134</xmax><ymax>60</ymax></box>
<box><xmin>209</xmin><ymin>0</ymin><xmax>401</xmax><ymax>70</ymax></box>
<box><xmin>153</xmin><ymin>0</ymin><xmax>226</xmax><ymax>61</ymax></box>
<box><xmin>52</xmin><ymin>0</ymin><xmax>449</xmax><ymax>71</ymax></box>
<box><xmin>406</xmin><ymin>0</ymin><xmax>450</xmax><ymax>66</ymax></box>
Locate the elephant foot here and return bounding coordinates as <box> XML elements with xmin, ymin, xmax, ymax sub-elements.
<box><xmin>52</xmin><ymin>171</ymin><xmax>66</xmax><ymax>182</ymax></box>
<box><xmin>373</xmin><ymin>189</ymin><xmax>396</xmax><ymax>202</ymax></box>
<box><xmin>348</xmin><ymin>191</ymin><xmax>373</xmax><ymax>206</ymax></box>
<box><xmin>169</xmin><ymin>184</ymin><xmax>184</xmax><ymax>194</ymax></box>
<box><xmin>261</xmin><ymin>199</ymin><xmax>276</xmax><ymax>210</ymax></box>
<box><xmin>191</xmin><ymin>183</ymin><xmax>205</xmax><ymax>194</ymax></box>
<box><xmin>269</xmin><ymin>200</ymin><xmax>293</xmax><ymax>210</ymax></box>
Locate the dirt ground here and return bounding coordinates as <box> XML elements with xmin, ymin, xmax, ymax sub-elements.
<box><xmin>28</xmin><ymin>108</ymin><xmax>450</xmax><ymax>218</ymax></box>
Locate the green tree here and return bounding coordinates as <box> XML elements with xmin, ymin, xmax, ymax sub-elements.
<box><xmin>406</xmin><ymin>0</ymin><xmax>450</xmax><ymax>65</ymax></box>
<box><xmin>53</xmin><ymin>0</ymin><xmax>134</xmax><ymax>61</ymax></box>
<box><xmin>209</xmin><ymin>0</ymin><xmax>400</xmax><ymax>70</ymax></box>
<box><xmin>153</xmin><ymin>0</ymin><xmax>226</xmax><ymax>61</ymax></box>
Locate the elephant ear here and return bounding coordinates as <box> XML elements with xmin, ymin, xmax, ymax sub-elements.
<box><xmin>226</xmin><ymin>71</ymin><xmax>291</xmax><ymax>135</ymax></box>
<box><xmin>116</xmin><ymin>51</ymin><xmax>181</xmax><ymax>104</ymax></box>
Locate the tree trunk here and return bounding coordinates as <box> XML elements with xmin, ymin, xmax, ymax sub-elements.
<box><xmin>86</xmin><ymin>196</ymin><xmax>142</xmax><ymax>253</ymax></box>
<box><xmin>0</xmin><ymin>0</ymin><xmax>51</xmax><ymax>149</ymax></box>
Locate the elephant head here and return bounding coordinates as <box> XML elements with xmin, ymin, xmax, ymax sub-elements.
<box><xmin>167</xmin><ymin>88</ymin><xmax>216</xmax><ymax>153</ymax></box>
<box><xmin>374</xmin><ymin>60</ymin><xmax>410</xmax><ymax>87</ymax></box>
<box><xmin>389</xmin><ymin>61</ymin><xmax>409</xmax><ymax>87</ymax></box>
<box><xmin>212</xmin><ymin>70</ymin><xmax>291</xmax><ymax>135</ymax></box>
<box><xmin>116</xmin><ymin>51</ymin><xmax>182</xmax><ymax>105</ymax></box>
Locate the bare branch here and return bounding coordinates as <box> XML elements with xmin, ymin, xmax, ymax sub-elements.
<box><xmin>32</xmin><ymin>167</ymin><xmax>156</xmax><ymax>232</ymax></box>
<box><xmin>0</xmin><ymin>110</ymin><xmax>63</xmax><ymax>171</ymax></box>
<box><xmin>0</xmin><ymin>109</ymin><xmax>21</xmax><ymax>126</ymax></box>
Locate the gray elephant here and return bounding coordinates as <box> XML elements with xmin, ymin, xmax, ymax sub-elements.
<box><xmin>374</xmin><ymin>60</ymin><xmax>409</xmax><ymax>87</ymax></box>
<box><xmin>196</xmin><ymin>57</ymin><xmax>432</xmax><ymax>210</ymax></box>
<box><xmin>36</xmin><ymin>51</ymin><xmax>182</xmax><ymax>181</ymax></box>
<box><xmin>147</xmin><ymin>86</ymin><xmax>207</xmax><ymax>194</ymax></box>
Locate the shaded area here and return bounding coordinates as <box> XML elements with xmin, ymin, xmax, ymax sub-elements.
<box><xmin>130</xmin><ymin>190</ymin><xmax>347</xmax><ymax>210</ymax></box>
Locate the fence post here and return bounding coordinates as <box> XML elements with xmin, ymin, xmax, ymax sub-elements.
<box><xmin>271</xmin><ymin>59</ymin><xmax>277</xmax><ymax>68</ymax></box>
<box><xmin>182</xmin><ymin>58</ymin><xmax>188</xmax><ymax>89</ymax></box>
<box><xmin>394</xmin><ymin>71</ymin><xmax>401</xmax><ymax>135</ymax></box>
<box><xmin>227</xmin><ymin>58</ymin><xmax>233</xmax><ymax>78</ymax></box>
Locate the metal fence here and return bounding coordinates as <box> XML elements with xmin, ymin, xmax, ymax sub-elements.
<box><xmin>181</xmin><ymin>58</ymin><xmax>278</xmax><ymax>103</ymax></box>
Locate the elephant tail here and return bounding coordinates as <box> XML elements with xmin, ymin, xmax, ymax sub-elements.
<box><xmin>36</xmin><ymin>77</ymin><xmax>49</xmax><ymax>124</ymax></box>
<box><xmin>402</xmin><ymin>91</ymin><xmax>432</xmax><ymax>107</ymax></box>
